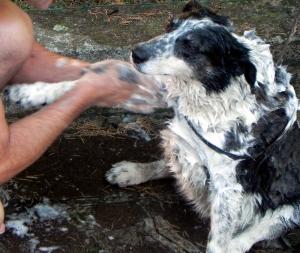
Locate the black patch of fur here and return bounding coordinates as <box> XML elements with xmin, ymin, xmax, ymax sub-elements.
<box><xmin>237</xmin><ymin>120</ymin><xmax>300</xmax><ymax>211</ymax></box>
<box><xmin>255</xmin><ymin>81</ymin><xmax>293</xmax><ymax>109</ymax></box>
<box><xmin>174</xmin><ymin>25</ymin><xmax>257</xmax><ymax>93</ymax></box>
<box><xmin>132</xmin><ymin>43</ymin><xmax>155</xmax><ymax>65</ymax></box>
<box><xmin>203</xmin><ymin>165</ymin><xmax>210</xmax><ymax>185</ymax></box>
<box><xmin>166</xmin><ymin>19</ymin><xmax>183</xmax><ymax>33</ymax></box>
<box><xmin>224</xmin><ymin>120</ymin><xmax>249</xmax><ymax>151</ymax></box>
<box><xmin>254</xmin><ymin>82</ymin><xmax>270</xmax><ymax>104</ymax></box>
<box><xmin>247</xmin><ymin>108</ymin><xmax>289</xmax><ymax>156</ymax></box>
<box><xmin>181</xmin><ymin>0</ymin><xmax>231</xmax><ymax>28</ymax></box>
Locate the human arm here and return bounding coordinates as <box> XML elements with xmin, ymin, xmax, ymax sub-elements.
<box><xmin>0</xmin><ymin>60</ymin><xmax>162</xmax><ymax>184</ymax></box>
<box><xmin>10</xmin><ymin>42</ymin><xmax>90</xmax><ymax>85</ymax></box>
<box><xmin>0</xmin><ymin>85</ymin><xmax>91</xmax><ymax>183</ymax></box>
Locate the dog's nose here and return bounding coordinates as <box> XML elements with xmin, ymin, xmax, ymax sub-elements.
<box><xmin>132</xmin><ymin>46</ymin><xmax>150</xmax><ymax>64</ymax></box>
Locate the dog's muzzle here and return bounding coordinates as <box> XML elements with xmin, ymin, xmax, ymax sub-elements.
<box><xmin>132</xmin><ymin>44</ymin><xmax>152</xmax><ymax>65</ymax></box>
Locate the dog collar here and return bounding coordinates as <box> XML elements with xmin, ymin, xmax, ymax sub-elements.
<box><xmin>184</xmin><ymin>114</ymin><xmax>295</xmax><ymax>162</ymax></box>
<box><xmin>184</xmin><ymin>116</ymin><xmax>251</xmax><ymax>161</ymax></box>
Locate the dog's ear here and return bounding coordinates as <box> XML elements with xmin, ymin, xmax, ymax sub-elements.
<box><xmin>243</xmin><ymin>61</ymin><xmax>257</xmax><ymax>90</ymax></box>
<box><xmin>182</xmin><ymin>0</ymin><xmax>232</xmax><ymax>28</ymax></box>
<box><xmin>228</xmin><ymin>54</ymin><xmax>257</xmax><ymax>91</ymax></box>
<box><xmin>182</xmin><ymin>0</ymin><xmax>202</xmax><ymax>13</ymax></box>
<box><xmin>207</xmin><ymin>26</ymin><xmax>257</xmax><ymax>90</ymax></box>
<box><xmin>220</xmin><ymin>29</ymin><xmax>257</xmax><ymax>89</ymax></box>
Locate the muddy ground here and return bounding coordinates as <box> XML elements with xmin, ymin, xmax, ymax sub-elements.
<box><xmin>1</xmin><ymin>1</ymin><xmax>300</xmax><ymax>252</ymax></box>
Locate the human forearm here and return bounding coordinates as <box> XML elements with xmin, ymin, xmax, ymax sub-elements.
<box><xmin>0</xmin><ymin>84</ymin><xmax>94</xmax><ymax>183</ymax></box>
<box><xmin>0</xmin><ymin>60</ymin><xmax>164</xmax><ymax>183</ymax></box>
<box><xmin>10</xmin><ymin>42</ymin><xmax>89</xmax><ymax>84</ymax></box>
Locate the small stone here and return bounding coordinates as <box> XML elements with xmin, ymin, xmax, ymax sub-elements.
<box><xmin>53</xmin><ymin>24</ymin><xmax>68</xmax><ymax>32</ymax></box>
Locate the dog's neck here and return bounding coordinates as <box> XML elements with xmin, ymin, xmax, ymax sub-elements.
<box><xmin>165</xmin><ymin>65</ymin><xmax>297</xmax><ymax>158</ymax></box>
<box><xmin>166</xmin><ymin>76</ymin><xmax>258</xmax><ymax>134</ymax></box>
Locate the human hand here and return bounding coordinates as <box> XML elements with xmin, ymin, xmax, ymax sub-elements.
<box><xmin>77</xmin><ymin>60</ymin><xmax>166</xmax><ymax>114</ymax></box>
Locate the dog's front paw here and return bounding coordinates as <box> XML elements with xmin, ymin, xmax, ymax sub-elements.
<box><xmin>3</xmin><ymin>85</ymin><xmax>35</xmax><ymax>109</ymax></box>
<box><xmin>106</xmin><ymin>161</ymin><xmax>145</xmax><ymax>187</ymax></box>
<box><xmin>4</xmin><ymin>81</ymin><xmax>76</xmax><ymax>110</ymax></box>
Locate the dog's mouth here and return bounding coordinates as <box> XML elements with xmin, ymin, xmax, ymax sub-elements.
<box><xmin>129</xmin><ymin>54</ymin><xmax>145</xmax><ymax>74</ymax></box>
<box><xmin>130</xmin><ymin>53</ymin><xmax>169</xmax><ymax>76</ymax></box>
<box><xmin>129</xmin><ymin>52</ymin><xmax>188</xmax><ymax>97</ymax></box>
<box><xmin>129</xmin><ymin>55</ymin><xmax>170</xmax><ymax>91</ymax></box>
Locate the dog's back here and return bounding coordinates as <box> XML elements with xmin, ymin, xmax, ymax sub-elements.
<box><xmin>244</xmin><ymin>122</ymin><xmax>300</xmax><ymax>209</ymax></box>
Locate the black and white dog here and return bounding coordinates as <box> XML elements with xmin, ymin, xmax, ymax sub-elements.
<box><xmin>4</xmin><ymin>1</ymin><xmax>300</xmax><ymax>252</ymax></box>
<box><xmin>106</xmin><ymin>2</ymin><xmax>300</xmax><ymax>252</ymax></box>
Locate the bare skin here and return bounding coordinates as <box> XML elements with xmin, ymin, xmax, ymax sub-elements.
<box><xmin>0</xmin><ymin>0</ymin><xmax>162</xmax><ymax>233</ymax></box>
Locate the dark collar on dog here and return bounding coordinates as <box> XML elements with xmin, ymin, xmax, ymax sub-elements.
<box><xmin>184</xmin><ymin>116</ymin><xmax>252</xmax><ymax>161</ymax></box>
<box><xmin>184</xmin><ymin>114</ymin><xmax>295</xmax><ymax>162</ymax></box>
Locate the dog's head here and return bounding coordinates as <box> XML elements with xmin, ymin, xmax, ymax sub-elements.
<box><xmin>132</xmin><ymin>0</ymin><xmax>256</xmax><ymax>93</ymax></box>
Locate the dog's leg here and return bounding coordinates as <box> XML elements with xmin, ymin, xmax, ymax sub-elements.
<box><xmin>227</xmin><ymin>204</ymin><xmax>299</xmax><ymax>253</ymax></box>
<box><xmin>4</xmin><ymin>81</ymin><xmax>77</xmax><ymax>109</ymax></box>
<box><xmin>106</xmin><ymin>160</ymin><xmax>170</xmax><ymax>187</ymax></box>
<box><xmin>206</xmin><ymin>179</ymin><xmax>243</xmax><ymax>253</ymax></box>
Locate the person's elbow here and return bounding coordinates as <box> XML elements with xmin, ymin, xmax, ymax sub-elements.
<box><xmin>0</xmin><ymin>151</ymin><xmax>22</xmax><ymax>185</ymax></box>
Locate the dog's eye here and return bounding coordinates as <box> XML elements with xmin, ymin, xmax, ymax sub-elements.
<box><xmin>181</xmin><ymin>40</ymin><xmax>199</xmax><ymax>59</ymax></box>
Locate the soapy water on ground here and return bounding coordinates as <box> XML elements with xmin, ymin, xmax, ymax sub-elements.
<box><xmin>6</xmin><ymin>199</ymin><xmax>69</xmax><ymax>238</ymax></box>
<box><xmin>6</xmin><ymin>198</ymin><xmax>69</xmax><ymax>252</ymax></box>
<box><xmin>5</xmin><ymin>194</ymin><xmax>104</xmax><ymax>253</ymax></box>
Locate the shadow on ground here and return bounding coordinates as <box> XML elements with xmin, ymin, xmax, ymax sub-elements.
<box><xmin>1</xmin><ymin>1</ymin><xmax>300</xmax><ymax>252</ymax></box>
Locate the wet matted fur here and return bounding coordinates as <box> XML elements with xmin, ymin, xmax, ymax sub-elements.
<box><xmin>107</xmin><ymin>2</ymin><xmax>300</xmax><ymax>253</ymax></box>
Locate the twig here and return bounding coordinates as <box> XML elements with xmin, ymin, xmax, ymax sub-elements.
<box><xmin>277</xmin><ymin>7</ymin><xmax>300</xmax><ymax>64</ymax></box>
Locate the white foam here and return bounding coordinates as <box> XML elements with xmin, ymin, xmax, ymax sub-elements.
<box><xmin>5</xmin><ymin>199</ymin><xmax>101</xmax><ymax>252</ymax></box>
<box><xmin>39</xmin><ymin>246</ymin><xmax>61</xmax><ymax>253</ymax></box>
<box><xmin>29</xmin><ymin>238</ymin><xmax>40</xmax><ymax>253</ymax></box>
<box><xmin>34</xmin><ymin>203</ymin><xmax>68</xmax><ymax>221</ymax></box>
<box><xmin>6</xmin><ymin>201</ymin><xmax>69</xmax><ymax>238</ymax></box>
<box><xmin>6</xmin><ymin>220</ymin><xmax>30</xmax><ymax>237</ymax></box>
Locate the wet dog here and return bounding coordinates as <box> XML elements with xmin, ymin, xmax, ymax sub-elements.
<box><xmin>106</xmin><ymin>1</ymin><xmax>300</xmax><ymax>252</ymax></box>
<box><xmin>4</xmin><ymin>1</ymin><xmax>300</xmax><ymax>252</ymax></box>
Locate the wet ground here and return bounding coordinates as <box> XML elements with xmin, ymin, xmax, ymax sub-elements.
<box><xmin>1</xmin><ymin>1</ymin><xmax>300</xmax><ymax>252</ymax></box>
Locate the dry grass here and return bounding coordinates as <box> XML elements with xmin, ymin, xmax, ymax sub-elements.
<box><xmin>63</xmin><ymin>116</ymin><xmax>159</xmax><ymax>139</ymax></box>
<box><xmin>14</xmin><ymin>0</ymin><xmax>183</xmax><ymax>9</ymax></box>
<box><xmin>65</xmin><ymin>121</ymin><xmax>128</xmax><ymax>138</ymax></box>
<box><xmin>88</xmin><ymin>7</ymin><xmax>167</xmax><ymax>25</ymax></box>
